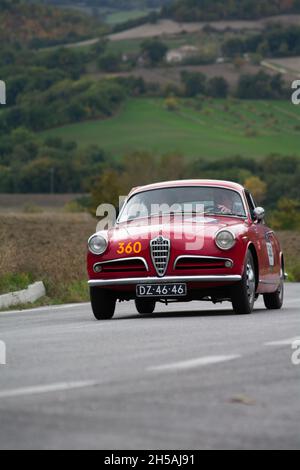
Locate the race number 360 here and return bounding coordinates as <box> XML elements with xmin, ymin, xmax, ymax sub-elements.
<box><xmin>117</xmin><ymin>242</ymin><xmax>142</xmax><ymax>255</ymax></box>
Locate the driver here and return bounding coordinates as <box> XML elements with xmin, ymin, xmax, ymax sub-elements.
<box><xmin>215</xmin><ymin>191</ymin><xmax>234</xmax><ymax>215</ymax></box>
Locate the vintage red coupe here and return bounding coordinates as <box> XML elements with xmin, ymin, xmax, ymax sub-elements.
<box><xmin>87</xmin><ymin>180</ymin><xmax>284</xmax><ymax>320</ymax></box>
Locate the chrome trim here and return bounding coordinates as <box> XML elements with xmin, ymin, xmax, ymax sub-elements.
<box><xmin>259</xmin><ymin>280</ymin><xmax>280</xmax><ymax>285</ymax></box>
<box><xmin>150</xmin><ymin>236</ymin><xmax>171</xmax><ymax>278</ymax></box>
<box><xmin>173</xmin><ymin>255</ymin><xmax>234</xmax><ymax>270</ymax></box>
<box><xmin>88</xmin><ymin>275</ymin><xmax>242</xmax><ymax>287</ymax></box>
<box><xmin>93</xmin><ymin>257</ymin><xmax>149</xmax><ymax>272</ymax></box>
<box><xmin>88</xmin><ymin>233</ymin><xmax>108</xmax><ymax>256</ymax></box>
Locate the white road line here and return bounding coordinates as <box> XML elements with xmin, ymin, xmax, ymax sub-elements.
<box><xmin>265</xmin><ymin>337</ymin><xmax>300</xmax><ymax>347</ymax></box>
<box><xmin>0</xmin><ymin>380</ymin><xmax>100</xmax><ymax>399</ymax></box>
<box><xmin>0</xmin><ymin>303</ymin><xmax>90</xmax><ymax>315</ymax></box>
<box><xmin>147</xmin><ymin>355</ymin><xmax>240</xmax><ymax>372</ymax></box>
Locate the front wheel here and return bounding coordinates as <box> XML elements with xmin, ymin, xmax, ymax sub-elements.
<box><xmin>263</xmin><ymin>266</ymin><xmax>284</xmax><ymax>310</ymax></box>
<box><xmin>135</xmin><ymin>299</ymin><xmax>156</xmax><ymax>315</ymax></box>
<box><xmin>90</xmin><ymin>288</ymin><xmax>116</xmax><ymax>320</ymax></box>
<box><xmin>231</xmin><ymin>251</ymin><xmax>256</xmax><ymax>315</ymax></box>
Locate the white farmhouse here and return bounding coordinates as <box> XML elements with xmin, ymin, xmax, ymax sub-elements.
<box><xmin>166</xmin><ymin>45</ymin><xmax>199</xmax><ymax>64</ymax></box>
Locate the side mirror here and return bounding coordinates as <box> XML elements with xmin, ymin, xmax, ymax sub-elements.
<box><xmin>253</xmin><ymin>207</ymin><xmax>265</xmax><ymax>222</ymax></box>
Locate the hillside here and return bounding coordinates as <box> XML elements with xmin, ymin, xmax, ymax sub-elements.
<box><xmin>0</xmin><ymin>0</ymin><xmax>103</xmax><ymax>47</ymax></box>
<box><xmin>163</xmin><ymin>0</ymin><xmax>300</xmax><ymax>22</ymax></box>
<box><xmin>41</xmin><ymin>98</ymin><xmax>300</xmax><ymax>160</ymax></box>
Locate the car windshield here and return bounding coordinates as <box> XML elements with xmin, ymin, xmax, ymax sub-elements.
<box><xmin>119</xmin><ymin>186</ymin><xmax>247</xmax><ymax>223</ymax></box>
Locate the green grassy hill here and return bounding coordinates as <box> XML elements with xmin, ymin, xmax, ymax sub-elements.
<box><xmin>105</xmin><ymin>9</ymin><xmax>157</xmax><ymax>25</ymax></box>
<box><xmin>41</xmin><ymin>98</ymin><xmax>300</xmax><ymax>159</ymax></box>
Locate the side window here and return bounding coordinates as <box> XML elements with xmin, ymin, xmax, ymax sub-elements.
<box><xmin>245</xmin><ymin>191</ymin><xmax>256</xmax><ymax>220</ymax></box>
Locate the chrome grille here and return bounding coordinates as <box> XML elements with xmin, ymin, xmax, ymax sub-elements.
<box><xmin>150</xmin><ymin>236</ymin><xmax>170</xmax><ymax>277</ymax></box>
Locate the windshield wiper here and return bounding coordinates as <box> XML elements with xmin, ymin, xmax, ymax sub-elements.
<box><xmin>204</xmin><ymin>211</ymin><xmax>246</xmax><ymax>218</ymax></box>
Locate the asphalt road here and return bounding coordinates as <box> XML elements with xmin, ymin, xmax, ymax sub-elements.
<box><xmin>0</xmin><ymin>284</ymin><xmax>299</xmax><ymax>450</ymax></box>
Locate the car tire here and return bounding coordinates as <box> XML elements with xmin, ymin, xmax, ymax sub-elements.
<box><xmin>231</xmin><ymin>251</ymin><xmax>256</xmax><ymax>315</ymax></box>
<box><xmin>135</xmin><ymin>299</ymin><xmax>156</xmax><ymax>315</ymax></box>
<box><xmin>90</xmin><ymin>287</ymin><xmax>116</xmax><ymax>320</ymax></box>
<box><xmin>263</xmin><ymin>265</ymin><xmax>284</xmax><ymax>310</ymax></box>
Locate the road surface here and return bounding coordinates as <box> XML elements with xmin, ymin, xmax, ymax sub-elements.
<box><xmin>0</xmin><ymin>284</ymin><xmax>299</xmax><ymax>450</ymax></box>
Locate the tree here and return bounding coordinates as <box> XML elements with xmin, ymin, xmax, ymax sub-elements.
<box><xmin>140</xmin><ymin>39</ymin><xmax>168</xmax><ymax>65</ymax></box>
<box><xmin>269</xmin><ymin>198</ymin><xmax>300</xmax><ymax>230</ymax></box>
<box><xmin>222</xmin><ymin>38</ymin><xmax>245</xmax><ymax>57</ymax></box>
<box><xmin>164</xmin><ymin>0</ymin><xmax>298</xmax><ymax>22</ymax></box>
<box><xmin>181</xmin><ymin>71</ymin><xmax>207</xmax><ymax>97</ymax></box>
<box><xmin>244</xmin><ymin>176</ymin><xmax>267</xmax><ymax>204</ymax></box>
<box><xmin>236</xmin><ymin>72</ymin><xmax>286</xmax><ymax>99</ymax></box>
<box><xmin>90</xmin><ymin>169</ymin><xmax>122</xmax><ymax>214</ymax></box>
<box><xmin>164</xmin><ymin>96</ymin><xmax>179</xmax><ymax>111</ymax></box>
<box><xmin>207</xmin><ymin>77</ymin><xmax>229</xmax><ymax>98</ymax></box>
<box><xmin>98</xmin><ymin>53</ymin><xmax>122</xmax><ymax>73</ymax></box>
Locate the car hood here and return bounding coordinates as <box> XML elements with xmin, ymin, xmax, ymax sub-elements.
<box><xmin>109</xmin><ymin>214</ymin><xmax>249</xmax><ymax>242</ymax></box>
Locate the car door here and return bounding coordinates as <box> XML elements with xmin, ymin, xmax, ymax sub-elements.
<box><xmin>263</xmin><ymin>227</ymin><xmax>281</xmax><ymax>286</ymax></box>
<box><xmin>244</xmin><ymin>190</ymin><xmax>271</xmax><ymax>284</ymax></box>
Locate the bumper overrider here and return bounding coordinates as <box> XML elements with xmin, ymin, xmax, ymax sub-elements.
<box><xmin>88</xmin><ymin>275</ymin><xmax>242</xmax><ymax>287</ymax></box>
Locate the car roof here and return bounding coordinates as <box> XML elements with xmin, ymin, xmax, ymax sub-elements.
<box><xmin>129</xmin><ymin>180</ymin><xmax>245</xmax><ymax>196</ymax></box>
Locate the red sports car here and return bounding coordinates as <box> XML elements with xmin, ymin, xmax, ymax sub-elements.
<box><xmin>87</xmin><ymin>180</ymin><xmax>284</xmax><ymax>320</ymax></box>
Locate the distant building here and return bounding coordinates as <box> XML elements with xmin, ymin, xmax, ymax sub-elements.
<box><xmin>166</xmin><ymin>45</ymin><xmax>199</xmax><ymax>64</ymax></box>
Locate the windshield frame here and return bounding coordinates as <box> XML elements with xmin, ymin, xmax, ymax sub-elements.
<box><xmin>116</xmin><ymin>185</ymin><xmax>249</xmax><ymax>225</ymax></box>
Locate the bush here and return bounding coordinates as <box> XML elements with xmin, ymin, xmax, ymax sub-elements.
<box><xmin>269</xmin><ymin>199</ymin><xmax>300</xmax><ymax>230</ymax></box>
<box><xmin>287</xmin><ymin>263</ymin><xmax>300</xmax><ymax>282</ymax></box>
<box><xmin>0</xmin><ymin>273</ymin><xmax>34</xmax><ymax>295</ymax></box>
<box><xmin>164</xmin><ymin>96</ymin><xmax>179</xmax><ymax>111</ymax></box>
<box><xmin>98</xmin><ymin>53</ymin><xmax>122</xmax><ymax>73</ymax></box>
<box><xmin>236</xmin><ymin>72</ymin><xmax>287</xmax><ymax>100</ymax></box>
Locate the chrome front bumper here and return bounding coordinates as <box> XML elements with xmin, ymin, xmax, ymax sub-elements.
<box><xmin>88</xmin><ymin>275</ymin><xmax>242</xmax><ymax>287</ymax></box>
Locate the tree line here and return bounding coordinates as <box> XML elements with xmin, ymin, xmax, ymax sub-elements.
<box><xmin>162</xmin><ymin>0</ymin><xmax>300</xmax><ymax>22</ymax></box>
<box><xmin>223</xmin><ymin>25</ymin><xmax>300</xmax><ymax>59</ymax></box>
<box><xmin>0</xmin><ymin>129</ymin><xmax>109</xmax><ymax>193</ymax></box>
<box><xmin>1</xmin><ymin>133</ymin><xmax>299</xmax><ymax>229</ymax></box>
<box><xmin>0</xmin><ymin>0</ymin><xmax>104</xmax><ymax>48</ymax></box>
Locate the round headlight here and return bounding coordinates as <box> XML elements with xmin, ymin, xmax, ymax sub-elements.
<box><xmin>215</xmin><ymin>230</ymin><xmax>236</xmax><ymax>251</ymax></box>
<box><xmin>88</xmin><ymin>234</ymin><xmax>108</xmax><ymax>255</ymax></box>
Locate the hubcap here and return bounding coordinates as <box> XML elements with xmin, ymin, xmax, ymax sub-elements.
<box><xmin>246</xmin><ymin>261</ymin><xmax>256</xmax><ymax>304</ymax></box>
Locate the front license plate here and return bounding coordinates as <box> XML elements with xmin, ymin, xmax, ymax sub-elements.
<box><xmin>136</xmin><ymin>283</ymin><xmax>187</xmax><ymax>298</ymax></box>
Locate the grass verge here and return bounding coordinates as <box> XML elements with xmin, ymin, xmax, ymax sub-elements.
<box><xmin>0</xmin><ymin>212</ymin><xmax>95</xmax><ymax>311</ymax></box>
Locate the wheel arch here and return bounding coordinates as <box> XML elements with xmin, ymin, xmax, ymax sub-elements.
<box><xmin>247</xmin><ymin>242</ymin><xmax>259</xmax><ymax>289</ymax></box>
<box><xmin>280</xmin><ymin>252</ymin><xmax>285</xmax><ymax>271</ymax></box>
